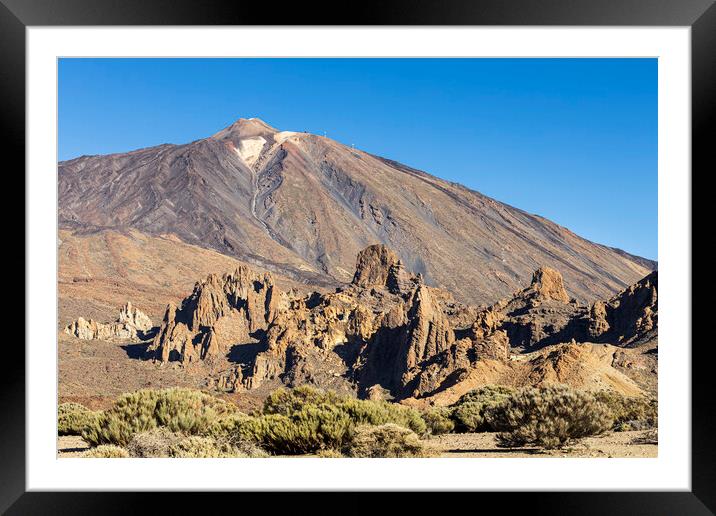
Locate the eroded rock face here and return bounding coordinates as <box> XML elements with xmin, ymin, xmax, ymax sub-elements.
<box><xmin>146</xmin><ymin>245</ymin><xmax>658</xmax><ymax>401</ymax></box>
<box><xmin>524</xmin><ymin>267</ymin><xmax>572</xmax><ymax>304</ymax></box>
<box><xmin>588</xmin><ymin>270</ymin><xmax>657</xmax><ymax>346</ymax></box>
<box><xmin>118</xmin><ymin>302</ymin><xmax>153</xmax><ymax>332</ymax></box>
<box><xmin>64</xmin><ymin>302</ymin><xmax>153</xmax><ymax>342</ymax></box>
<box><xmin>147</xmin><ymin>266</ymin><xmax>286</xmax><ymax>365</ymax></box>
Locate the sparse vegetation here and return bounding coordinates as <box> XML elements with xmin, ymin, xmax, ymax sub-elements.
<box><xmin>167</xmin><ymin>435</ymin><xmax>265</xmax><ymax>458</ymax></box>
<box><xmin>233</xmin><ymin>406</ymin><xmax>353</xmax><ymax>455</ymax></box>
<box><xmin>422</xmin><ymin>407</ymin><xmax>455</xmax><ymax>435</ymax></box>
<box><xmin>81</xmin><ymin>388</ymin><xmax>238</xmax><ymax>446</ymax></box>
<box><xmin>81</xmin><ymin>444</ymin><xmax>130</xmax><ymax>458</ymax></box>
<box><xmin>343</xmin><ymin>424</ymin><xmax>436</xmax><ymax>458</ymax></box>
<box><xmin>68</xmin><ymin>384</ymin><xmax>655</xmax><ymax>458</ymax></box>
<box><xmin>124</xmin><ymin>427</ymin><xmax>268</xmax><ymax>458</ymax></box>
<box><xmin>58</xmin><ymin>402</ymin><xmax>100</xmax><ymax>436</ymax></box>
<box><xmin>449</xmin><ymin>385</ymin><xmax>515</xmax><ymax>432</ymax></box>
<box><xmin>263</xmin><ymin>385</ymin><xmax>345</xmax><ymax>416</ymax></box>
<box><xmin>593</xmin><ymin>391</ymin><xmax>657</xmax><ymax>431</ymax></box>
<box><xmin>222</xmin><ymin>385</ymin><xmax>429</xmax><ymax>455</ymax></box>
<box><xmin>126</xmin><ymin>427</ymin><xmax>182</xmax><ymax>457</ymax></box>
<box><xmin>494</xmin><ymin>385</ymin><xmax>613</xmax><ymax>449</ymax></box>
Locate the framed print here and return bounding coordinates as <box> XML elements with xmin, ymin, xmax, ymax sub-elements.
<box><xmin>5</xmin><ymin>0</ymin><xmax>713</xmax><ymax>512</ymax></box>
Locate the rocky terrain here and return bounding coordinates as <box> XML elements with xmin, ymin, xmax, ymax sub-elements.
<box><xmin>119</xmin><ymin>244</ymin><xmax>658</xmax><ymax>403</ymax></box>
<box><xmin>64</xmin><ymin>302</ymin><xmax>153</xmax><ymax>342</ymax></box>
<box><xmin>59</xmin><ymin>117</ymin><xmax>655</xmax><ymax>307</ymax></box>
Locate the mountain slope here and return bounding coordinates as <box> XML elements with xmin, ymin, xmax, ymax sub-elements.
<box><xmin>59</xmin><ymin>117</ymin><xmax>654</xmax><ymax>305</ymax></box>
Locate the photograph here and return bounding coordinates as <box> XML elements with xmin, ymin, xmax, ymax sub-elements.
<box><xmin>56</xmin><ymin>57</ymin><xmax>659</xmax><ymax>460</ymax></box>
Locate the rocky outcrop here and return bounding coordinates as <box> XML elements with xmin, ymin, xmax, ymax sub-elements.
<box><xmin>524</xmin><ymin>267</ymin><xmax>572</xmax><ymax>303</ymax></box>
<box><xmin>587</xmin><ymin>270</ymin><xmax>657</xmax><ymax>346</ymax></box>
<box><xmin>118</xmin><ymin>302</ymin><xmax>153</xmax><ymax>332</ymax></box>
<box><xmin>496</xmin><ymin>267</ymin><xmax>582</xmax><ymax>350</ymax></box>
<box><xmin>147</xmin><ymin>266</ymin><xmax>287</xmax><ymax>365</ymax></box>
<box><xmin>64</xmin><ymin>302</ymin><xmax>153</xmax><ymax>342</ymax></box>
<box><xmin>145</xmin><ymin>245</ymin><xmax>658</xmax><ymax>401</ymax></box>
<box><xmin>351</xmin><ymin>244</ymin><xmax>422</xmax><ymax>296</ymax></box>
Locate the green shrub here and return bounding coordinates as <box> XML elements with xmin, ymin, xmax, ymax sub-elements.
<box><xmin>206</xmin><ymin>413</ymin><xmax>252</xmax><ymax>439</ymax></box>
<box><xmin>343</xmin><ymin>424</ymin><xmax>437</xmax><ymax>458</ymax></box>
<box><xmin>454</xmin><ymin>385</ymin><xmax>515</xmax><ymax>405</ymax></box>
<box><xmin>227</xmin><ymin>386</ymin><xmax>428</xmax><ymax>455</ymax></box>
<box><xmin>154</xmin><ymin>388</ymin><xmax>237</xmax><ymax>434</ymax></box>
<box><xmin>263</xmin><ymin>385</ymin><xmax>344</xmax><ymax>416</ymax></box>
<box><xmin>234</xmin><ymin>404</ymin><xmax>353</xmax><ymax>455</ymax></box>
<box><xmin>422</xmin><ymin>407</ymin><xmax>455</xmax><ymax>435</ymax></box>
<box><xmin>593</xmin><ymin>391</ymin><xmax>657</xmax><ymax>431</ymax></box>
<box><xmin>58</xmin><ymin>402</ymin><xmax>100</xmax><ymax>436</ymax></box>
<box><xmin>82</xmin><ymin>388</ymin><xmax>238</xmax><ymax>446</ymax></box>
<box><xmin>81</xmin><ymin>445</ymin><xmax>130</xmax><ymax>458</ymax></box>
<box><xmin>450</xmin><ymin>385</ymin><xmax>514</xmax><ymax>432</ymax></box>
<box><xmin>338</xmin><ymin>398</ymin><xmax>427</xmax><ymax>436</ymax></box>
<box><xmin>494</xmin><ymin>385</ymin><xmax>613</xmax><ymax>449</ymax></box>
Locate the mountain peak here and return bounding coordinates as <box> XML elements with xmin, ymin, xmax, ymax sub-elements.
<box><xmin>212</xmin><ymin>117</ymin><xmax>279</xmax><ymax>141</ymax></box>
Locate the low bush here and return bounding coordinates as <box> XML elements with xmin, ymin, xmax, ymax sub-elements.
<box><xmin>126</xmin><ymin>427</ymin><xmax>182</xmax><ymax>457</ymax></box>
<box><xmin>593</xmin><ymin>391</ymin><xmax>657</xmax><ymax>431</ymax></box>
<box><xmin>338</xmin><ymin>397</ymin><xmax>427</xmax><ymax>436</ymax></box>
<box><xmin>263</xmin><ymin>385</ymin><xmax>344</xmax><ymax>416</ymax></box>
<box><xmin>234</xmin><ymin>404</ymin><xmax>352</xmax><ymax>455</ymax></box>
<box><xmin>421</xmin><ymin>407</ymin><xmax>455</xmax><ymax>435</ymax></box>
<box><xmin>127</xmin><ymin>427</ymin><xmax>268</xmax><ymax>458</ymax></box>
<box><xmin>81</xmin><ymin>445</ymin><xmax>130</xmax><ymax>458</ymax></box>
<box><xmin>221</xmin><ymin>386</ymin><xmax>428</xmax><ymax>455</ymax></box>
<box><xmin>450</xmin><ymin>385</ymin><xmax>514</xmax><ymax>432</ymax></box>
<box><xmin>494</xmin><ymin>385</ymin><xmax>613</xmax><ymax>449</ymax></box>
<box><xmin>82</xmin><ymin>388</ymin><xmax>238</xmax><ymax>446</ymax></box>
<box><xmin>263</xmin><ymin>386</ymin><xmax>426</xmax><ymax>435</ymax></box>
<box><xmin>343</xmin><ymin>424</ymin><xmax>437</xmax><ymax>458</ymax></box>
<box><xmin>58</xmin><ymin>402</ymin><xmax>100</xmax><ymax>436</ymax></box>
<box><xmin>168</xmin><ymin>435</ymin><xmax>263</xmax><ymax>458</ymax></box>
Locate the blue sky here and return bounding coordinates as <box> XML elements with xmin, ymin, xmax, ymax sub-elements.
<box><xmin>58</xmin><ymin>58</ymin><xmax>657</xmax><ymax>259</ymax></box>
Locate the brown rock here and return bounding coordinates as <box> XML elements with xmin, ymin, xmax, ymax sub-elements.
<box><xmin>525</xmin><ymin>267</ymin><xmax>571</xmax><ymax>303</ymax></box>
<box><xmin>351</xmin><ymin>244</ymin><xmax>400</xmax><ymax>288</ymax></box>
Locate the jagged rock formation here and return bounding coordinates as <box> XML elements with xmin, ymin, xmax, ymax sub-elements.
<box><xmin>58</xmin><ymin>117</ymin><xmax>655</xmax><ymax>306</ymax></box>
<box><xmin>587</xmin><ymin>271</ymin><xmax>657</xmax><ymax>346</ymax></box>
<box><xmin>146</xmin><ymin>266</ymin><xmax>289</xmax><ymax>364</ymax></box>
<box><xmin>497</xmin><ymin>268</ymin><xmax>658</xmax><ymax>351</ymax></box>
<box><xmin>64</xmin><ymin>302</ymin><xmax>153</xmax><ymax>342</ymax></box>
<box><xmin>148</xmin><ymin>244</ymin><xmax>658</xmax><ymax>400</ymax></box>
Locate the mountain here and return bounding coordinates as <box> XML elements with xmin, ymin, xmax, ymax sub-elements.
<box><xmin>58</xmin><ymin>117</ymin><xmax>655</xmax><ymax>305</ymax></box>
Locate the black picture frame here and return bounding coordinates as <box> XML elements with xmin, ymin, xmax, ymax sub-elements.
<box><xmin>4</xmin><ymin>0</ymin><xmax>712</xmax><ymax>512</ymax></box>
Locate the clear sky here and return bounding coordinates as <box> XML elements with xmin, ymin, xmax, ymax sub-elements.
<box><xmin>58</xmin><ymin>58</ymin><xmax>657</xmax><ymax>260</ymax></box>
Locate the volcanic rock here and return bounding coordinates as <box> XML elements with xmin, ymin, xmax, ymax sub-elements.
<box><xmin>64</xmin><ymin>302</ymin><xmax>153</xmax><ymax>342</ymax></box>
<box><xmin>147</xmin><ymin>244</ymin><xmax>658</xmax><ymax>401</ymax></box>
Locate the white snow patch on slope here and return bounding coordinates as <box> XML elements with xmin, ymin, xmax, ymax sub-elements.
<box><xmin>235</xmin><ymin>136</ymin><xmax>266</xmax><ymax>167</ymax></box>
